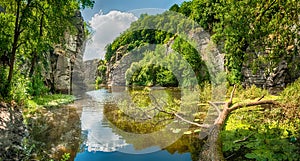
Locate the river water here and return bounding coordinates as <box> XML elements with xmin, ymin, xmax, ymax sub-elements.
<box><xmin>26</xmin><ymin>87</ymin><xmax>204</xmax><ymax>161</ymax></box>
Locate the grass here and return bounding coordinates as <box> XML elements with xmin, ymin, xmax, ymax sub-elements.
<box><xmin>221</xmin><ymin>84</ymin><xmax>300</xmax><ymax>161</ymax></box>
<box><xmin>23</xmin><ymin>94</ymin><xmax>75</xmax><ymax>118</ymax></box>
<box><xmin>30</xmin><ymin>94</ymin><xmax>75</xmax><ymax>108</ymax></box>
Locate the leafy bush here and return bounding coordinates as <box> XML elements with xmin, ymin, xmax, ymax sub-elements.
<box><xmin>280</xmin><ymin>78</ymin><xmax>300</xmax><ymax>106</ymax></box>
<box><xmin>198</xmin><ymin>82</ymin><xmax>211</xmax><ymax>103</ymax></box>
<box><xmin>232</xmin><ymin>84</ymin><xmax>270</xmax><ymax>101</ymax></box>
<box><xmin>27</xmin><ymin>74</ymin><xmax>49</xmax><ymax>96</ymax></box>
<box><xmin>222</xmin><ymin>85</ymin><xmax>300</xmax><ymax>160</ymax></box>
<box><xmin>10</xmin><ymin>73</ymin><xmax>30</xmax><ymax>104</ymax></box>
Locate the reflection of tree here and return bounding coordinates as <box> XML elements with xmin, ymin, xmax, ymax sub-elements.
<box><xmin>165</xmin><ymin>134</ymin><xmax>203</xmax><ymax>161</ymax></box>
<box><xmin>103</xmin><ymin>88</ymin><xmax>204</xmax><ymax>161</ymax></box>
<box><xmin>24</xmin><ymin>106</ymin><xmax>82</xmax><ymax>160</ymax></box>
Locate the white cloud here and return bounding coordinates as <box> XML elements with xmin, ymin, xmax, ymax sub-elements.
<box><xmin>83</xmin><ymin>11</ymin><xmax>138</xmax><ymax>60</ymax></box>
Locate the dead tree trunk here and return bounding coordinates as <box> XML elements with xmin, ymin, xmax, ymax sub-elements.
<box><xmin>199</xmin><ymin>86</ymin><xmax>279</xmax><ymax>161</ymax></box>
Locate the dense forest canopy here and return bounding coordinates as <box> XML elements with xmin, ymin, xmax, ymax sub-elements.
<box><xmin>102</xmin><ymin>11</ymin><xmax>211</xmax><ymax>87</ymax></box>
<box><xmin>100</xmin><ymin>0</ymin><xmax>299</xmax><ymax>86</ymax></box>
<box><xmin>173</xmin><ymin>0</ymin><xmax>299</xmax><ymax>84</ymax></box>
<box><xmin>0</xmin><ymin>0</ymin><xmax>94</xmax><ymax>101</ymax></box>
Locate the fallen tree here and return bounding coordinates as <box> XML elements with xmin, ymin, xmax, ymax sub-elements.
<box><xmin>198</xmin><ymin>85</ymin><xmax>279</xmax><ymax>161</ymax></box>
<box><xmin>115</xmin><ymin>86</ymin><xmax>280</xmax><ymax>160</ymax></box>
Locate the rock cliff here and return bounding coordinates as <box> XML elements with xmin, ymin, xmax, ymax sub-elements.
<box><xmin>242</xmin><ymin>51</ymin><xmax>300</xmax><ymax>94</ymax></box>
<box><xmin>104</xmin><ymin>27</ymin><xmax>225</xmax><ymax>88</ymax></box>
<box><xmin>45</xmin><ymin>11</ymin><xmax>87</xmax><ymax>95</ymax></box>
<box><xmin>98</xmin><ymin>28</ymin><xmax>298</xmax><ymax>94</ymax></box>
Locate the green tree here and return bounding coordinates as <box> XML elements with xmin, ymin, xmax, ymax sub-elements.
<box><xmin>211</xmin><ymin>0</ymin><xmax>299</xmax><ymax>84</ymax></box>
<box><xmin>0</xmin><ymin>0</ymin><xmax>94</xmax><ymax>98</ymax></box>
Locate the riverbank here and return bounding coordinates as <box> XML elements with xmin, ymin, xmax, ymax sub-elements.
<box><xmin>0</xmin><ymin>101</ymin><xmax>26</xmax><ymax>160</ymax></box>
<box><xmin>0</xmin><ymin>94</ymin><xmax>75</xmax><ymax>160</ymax></box>
<box><xmin>1</xmin><ymin>83</ymin><xmax>300</xmax><ymax>160</ymax></box>
<box><xmin>221</xmin><ymin>84</ymin><xmax>300</xmax><ymax>160</ymax></box>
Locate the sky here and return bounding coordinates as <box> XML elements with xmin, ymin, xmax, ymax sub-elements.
<box><xmin>81</xmin><ymin>0</ymin><xmax>187</xmax><ymax>60</ymax></box>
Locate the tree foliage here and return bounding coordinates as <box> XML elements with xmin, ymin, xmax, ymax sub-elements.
<box><xmin>174</xmin><ymin>0</ymin><xmax>299</xmax><ymax>84</ymax></box>
<box><xmin>103</xmin><ymin>12</ymin><xmax>209</xmax><ymax>87</ymax></box>
<box><xmin>0</xmin><ymin>0</ymin><xmax>94</xmax><ymax>100</ymax></box>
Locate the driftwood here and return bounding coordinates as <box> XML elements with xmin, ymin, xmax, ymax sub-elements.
<box><xmin>199</xmin><ymin>85</ymin><xmax>279</xmax><ymax>161</ymax></box>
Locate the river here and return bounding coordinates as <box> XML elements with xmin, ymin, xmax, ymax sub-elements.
<box><xmin>26</xmin><ymin>87</ymin><xmax>205</xmax><ymax>161</ymax></box>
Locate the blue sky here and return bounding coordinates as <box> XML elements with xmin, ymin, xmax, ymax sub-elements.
<box><xmin>82</xmin><ymin>0</ymin><xmax>188</xmax><ymax>60</ymax></box>
<box><xmin>82</xmin><ymin>0</ymin><xmax>187</xmax><ymax>21</ymax></box>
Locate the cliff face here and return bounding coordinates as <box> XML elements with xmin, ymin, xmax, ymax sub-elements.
<box><xmin>99</xmin><ymin>28</ymin><xmax>298</xmax><ymax>93</ymax></box>
<box><xmin>242</xmin><ymin>49</ymin><xmax>300</xmax><ymax>94</ymax></box>
<box><xmin>104</xmin><ymin>27</ymin><xmax>225</xmax><ymax>88</ymax></box>
<box><xmin>83</xmin><ymin>59</ymin><xmax>99</xmax><ymax>89</ymax></box>
<box><xmin>242</xmin><ymin>59</ymin><xmax>289</xmax><ymax>94</ymax></box>
<box><xmin>45</xmin><ymin>11</ymin><xmax>87</xmax><ymax>95</ymax></box>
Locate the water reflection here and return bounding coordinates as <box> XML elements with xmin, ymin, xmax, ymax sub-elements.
<box><xmin>25</xmin><ymin>88</ymin><xmax>203</xmax><ymax>161</ymax></box>
<box><xmin>78</xmin><ymin>88</ymin><xmax>203</xmax><ymax>161</ymax></box>
<box><xmin>24</xmin><ymin>106</ymin><xmax>82</xmax><ymax>161</ymax></box>
<box><xmin>80</xmin><ymin>94</ymin><xmax>128</xmax><ymax>152</ymax></box>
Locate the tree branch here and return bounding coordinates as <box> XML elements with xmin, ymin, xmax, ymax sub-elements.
<box><xmin>228</xmin><ymin>85</ymin><xmax>236</xmax><ymax>106</ymax></box>
<box><xmin>208</xmin><ymin>101</ymin><xmax>221</xmax><ymax>115</ymax></box>
<box><xmin>228</xmin><ymin>100</ymin><xmax>279</xmax><ymax>113</ymax></box>
<box><xmin>173</xmin><ymin>112</ymin><xmax>210</xmax><ymax>128</ymax></box>
<box><xmin>233</xmin><ymin>132</ymin><xmax>254</xmax><ymax>143</ymax></box>
<box><xmin>257</xmin><ymin>95</ymin><xmax>265</xmax><ymax>101</ymax></box>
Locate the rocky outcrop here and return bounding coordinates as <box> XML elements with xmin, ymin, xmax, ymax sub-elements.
<box><xmin>106</xmin><ymin>46</ymin><xmax>146</xmax><ymax>86</ymax></box>
<box><xmin>242</xmin><ymin>53</ymin><xmax>300</xmax><ymax>94</ymax></box>
<box><xmin>83</xmin><ymin>59</ymin><xmax>99</xmax><ymax>89</ymax></box>
<box><xmin>0</xmin><ymin>103</ymin><xmax>26</xmax><ymax>160</ymax></box>
<box><xmin>100</xmin><ymin>26</ymin><xmax>297</xmax><ymax>94</ymax></box>
<box><xmin>105</xmin><ymin>28</ymin><xmax>225</xmax><ymax>88</ymax></box>
<box><xmin>46</xmin><ymin>11</ymin><xmax>87</xmax><ymax>95</ymax></box>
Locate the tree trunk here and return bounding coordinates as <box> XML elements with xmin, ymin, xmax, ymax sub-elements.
<box><xmin>200</xmin><ymin>124</ymin><xmax>225</xmax><ymax>161</ymax></box>
<box><xmin>7</xmin><ymin>0</ymin><xmax>21</xmax><ymax>86</ymax></box>
<box><xmin>29</xmin><ymin>14</ymin><xmax>43</xmax><ymax>78</ymax></box>
<box><xmin>198</xmin><ymin>86</ymin><xmax>279</xmax><ymax>161</ymax></box>
<box><xmin>29</xmin><ymin>51</ymin><xmax>37</xmax><ymax>77</ymax></box>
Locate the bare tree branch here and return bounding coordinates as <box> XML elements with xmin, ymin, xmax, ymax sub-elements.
<box><xmin>257</xmin><ymin>95</ymin><xmax>265</xmax><ymax>101</ymax></box>
<box><xmin>208</xmin><ymin>101</ymin><xmax>221</xmax><ymax>115</ymax></box>
<box><xmin>228</xmin><ymin>100</ymin><xmax>279</xmax><ymax>113</ymax></box>
<box><xmin>233</xmin><ymin>132</ymin><xmax>254</xmax><ymax>143</ymax></box>
<box><xmin>173</xmin><ymin>113</ymin><xmax>210</xmax><ymax>128</ymax></box>
<box><xmin>228</xmin><ymin>85</ymin><xmax>236</xmax><ymax>106</ymax></box>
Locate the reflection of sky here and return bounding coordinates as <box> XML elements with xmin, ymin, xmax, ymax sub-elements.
<box><xmin>75</xmin><ymin>149</ymin><xmax>191</xmax><ymax>161</ymax></box>
<box><xmin>76</xmin><ymin>89</ymin><xmax>192</xmax><ymax>161</ymax></box>
<box><xmin>81</xmin><ymin>90</ymin><xmax>128</xmax><ymax>152</ymax></box>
